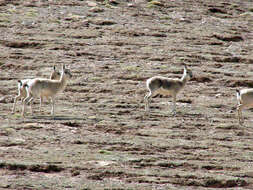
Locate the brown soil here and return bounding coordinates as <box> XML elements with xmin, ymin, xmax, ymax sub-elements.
<box><xmin>0</xmin><ymin>0</ymin><xmax>253</xmax><ymax>189</ymax></box>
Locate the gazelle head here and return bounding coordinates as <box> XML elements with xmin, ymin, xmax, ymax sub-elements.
<box><xmin>50</xmin><ymin>65</ymin><xmax>61</xmax><ymax>80</ymax></box>
<box><xmin>61</xmin><ymin>64</ymin><xmax>72</xmax><ymax>80</ymax></box>
<box><xmin>183</xmin><ymin>64</ymin><xmax>193</xmax><ymax>79</ymax></box>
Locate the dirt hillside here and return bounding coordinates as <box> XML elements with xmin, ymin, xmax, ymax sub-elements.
<box><xmin>0</xmin><ymin>0</ymin><xmax>253</xmax><ymax>189</ymax></box>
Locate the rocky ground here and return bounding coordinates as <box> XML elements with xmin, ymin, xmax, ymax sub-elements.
<box><xmin>0</xmin><ymin>0</ymin><xmax>253</xmax><ymax>189</ymax></box>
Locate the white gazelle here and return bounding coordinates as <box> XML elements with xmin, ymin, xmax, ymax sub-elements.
<box><xmin>12</xmin><ymin>66</ymin><xmax>61</xmax><ymax>114</ymax></box>
<box><xmin>144</xmin><ymin>64</ymin><xmax>193</xmax><ymax>114</ymax></box>
<box><xmin>236</xmin><ymin>88</ymin><xmax>253</xmax><ymax>125</ymax></box>
<box><xmin>22</xmin><ymin>65</ymin><xmax>72</xmax><ymax>117</ymax></box>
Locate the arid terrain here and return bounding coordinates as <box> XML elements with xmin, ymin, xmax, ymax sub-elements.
<box><xmin>0</xmin><ymin>0</ymin><xmax>253</xmax><ymax>189</ymax></box>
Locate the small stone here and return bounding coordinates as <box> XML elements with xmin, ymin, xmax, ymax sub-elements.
<box><xmin>89</xmin><ymin>7</ymin><xmax>104</xmax><ymax>13</ymax></box>
<box><xmin>81</xmin><ymin>20</ymin><xmax>89</xmax><ymax>27</ymax></box>
<box><xmin>128</xmin><ymin>3</ymin><xmax>135</xmax><ymax>7</ymax></box>
<box><xmin>109</xmin><ymin>0</ymin><xmax>119</xmax><ymax>5</ymax></box>
<box><xmin>215</xmin><ymin>93</ymin><xmax>222</xmax><ymax>98</ymax></box>
<box><xmin>245</xmin><ymin>172</ymin><xmax>253</xmax><ymax>177</ymax></box>
<box><xmin>87</xmin><ymin>1</ymin><xmax>97</xmax><ymax>7</ymax></box>
<box><xmin>0</xmin><ymin>96</ymin><xmax>6</xmax><ymax>103</ymax></box>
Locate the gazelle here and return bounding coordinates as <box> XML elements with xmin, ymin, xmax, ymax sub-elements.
<box><xmin>12</xmin><ymin>66</ymin><xmax>61</xmax><ymax>114</ymax></box>
<box><xmin>236</xmin><ymin>89</ymin><xmax>253</xmax><ymax>125</ymax></box>
<box><xmin>22</xmin><ymin>65</ymin><xmax>72</xmax><ymax>117</ymax></box>
<box><xmin>144</xmin><ymin>64</ymin><xmax>193</xmax><ymax>114</ymax></box>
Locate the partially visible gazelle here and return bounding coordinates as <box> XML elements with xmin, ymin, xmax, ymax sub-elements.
<box><xmin>236</xmin><ymin>89</ymin><xmax>253</xmax><ymax>125</ymax></box>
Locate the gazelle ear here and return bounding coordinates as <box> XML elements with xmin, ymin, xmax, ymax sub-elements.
<box><xmin>53</xmin><ymin>65</ymin><xmax>56</xmax><ymax>70</ymax></box>
<box><xmin>183</xmin><ymin>63</ymin><xmax>187</xmax><ymax>69</ymax></box>
<box><xmin>18</xmin><ymin>80</ymin><xmax>22</xmax><ymax>86</ymax></box>
<box><xmin>62</xmin><ymin>64</ymin><xmax>65</xmax><ymax>70</ymax></box>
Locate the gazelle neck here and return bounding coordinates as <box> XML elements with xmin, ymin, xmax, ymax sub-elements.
<box><xmin>180</xmin><ymin>68</ymin><xmax>189</xmax><ymax>86</ymax></box>
<box><xmin>57</xmin><ymin>71</ymin><xmax>68</xmax><ymax>91</ymax></box>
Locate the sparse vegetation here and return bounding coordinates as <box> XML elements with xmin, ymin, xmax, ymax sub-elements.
<box><xmin>147</xmin><ymin>0</ymin><xmax>163</xmax><ymax>8</ymax></box>
<box><xmin>25</xmin><ymin>9</ymin><xmax>38</xmax><ymax>17</ymax></box>
<box><xmin>99</xmin><ymin>150</ymin><xmax>112</xmax><ymax>155</ymax></box>
<box><xmin>0</xmin><ymin>13</ymin><xmax>10</xmax><ymax>23</ymax></box>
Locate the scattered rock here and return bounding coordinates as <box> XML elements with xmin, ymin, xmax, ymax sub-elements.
<box><xmin>213</xmin><ymin>56</ymin><xmax>241</xmax><ymax>63</ymax></box>
<box><xmin>225</xmin><ymin>79</ymin><xmax>253</xmax><ymax>88</ymax></box>
<box><xmin>213</xmin><ymin>34</ymin><xmax>243</xmax><ymax>42</ymax></box>
<box><xmin>236</xmin><ymin>131</ymin><xmax>245</xmax><ymax>136</ymax></box>
<box><xmin>62</xmin><ymin>122</ymin><xmax>81</xmax><ymax>128</ymax></box>
<box><xmin>201</xmin><ymin>165</ymin><xmax>223</xmax><ymax>170</ymax></box>
<box><xmin>215</xmin><ymin>93</ymin><xmax>222</xmax><ymax>98</ymax></box>
<box><xmin>208</xmin><ymin>41</ymin><xmax>223</xmax><ymax>45</ymax></box>
<box><xmin>0</xmin><ymin>0</ymin><xmax>20</xmax><ymax>6</ymax></box>
<box><xmin>81</xmin><ymin>20</ymin><xmax>90</xmax><ymax>27</ymax></box>
<box><xmin>71</xmin><ymin>169</ymin><xmax>80</xmax><ymax>176</ymax></box>
<box><xmin>178</xmin><ymin>99</ymin><xmax>192</xmax><ymax>104</ymax></box>
<box><xmin>203</xmin><ymin>177</ymin><xmax>247</xmax><ymax>188</ymax></box>
<box><xmin>87</xmin><ymin>1</ymin><xmax>97</xmax><ymax>7</ymax></box>
<box><xmin>0</xmin><ymin>40</ymin><xmax>42</xmax><ymax>49</ymax></box>
<box><xmin>0</xmin><ymin>96</ymin><xmax>6</xmax><ymax>103</ymax></box>
<box><xmin>128</xmin><ymin>3</ymin><xmax>135</xmax><ymax>7</ymax></box>
<box><xmin>0</xmin><ymin>183</ymin><xmax>10</xmax><ymax>189</ymax></box>
<box><xmin>149</xmin><ymin>56</ymin><xmax>166</xmax><ymax>61</ymax></box>
<box><xmin>108</xmin><ymin>0</ymin><xmax>119</xmax><ymax>5</ymax></box>
<box><xmin>192</xmin><ymin>76</ymin><xmax>212</xmax><ymax>83</ymax></box>
<box><xmin>148</xmin><ymin>0</ymin><xmax>164</xmax><ymax>7</ymax></box>
<box><xmin>90</xmin><ymin>18</ymin><xmax>116</xmax><ymax>25</ymax></box>
<box><xmin>22</xmin><ymin>20</ymin><xmax>36</xmax><ymax>28</ymax></box>
<box><xmin>29</xmin><ymin>164</ymin><xmax>64</xmax><ymax>173</ymax></box>
<box><xmin>239</xmin><ymin>12</ymin><xmax>253</xmax><ymax>18</ymax></box>
<box><xmin>73</xmin><ymin>140</ymin><xmax>85</xmax><ymax>144</ymax></box>
<box><xmin>24</xmin><ymin>123</ymin><xmax>39</xmax><ymax>129</ymax></box>
<box><xmin>150</xmin><ymin>32</ymin><xmax>167</xmax><ymax>37</ymax></box>
<box><xmin>0</xmin><ymin>161</ymin><xmax>64</xmax><ymax>173</ymax></box>
<box><xmin>157</xmin><ymin>162</ymin><xmax>182</xmax><ymax>168</ymax></box>
<box><xmin>208</xmin><ymin>7</ymin><xmax>227</xmax><ymax>14</ymax></box>
<box><xmin>244</xmin><ymin>171</ymin><xmax>253</xmax><ymax>177</ymax></box>
<box><xmin>1</xmin><ymin>128</ymin><xmax>15</xmax><ymax>136</ymax></box>
<box><xmin>89</xmin><ymin>7</ymin><xmax>104</xmax><ymax>13</ymax></box>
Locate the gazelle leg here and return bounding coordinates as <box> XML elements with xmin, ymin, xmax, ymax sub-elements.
<box><xmin>12</xmin><ymin>94</ymin><xmax>22</xmax><ymax>113</ymax></box>
<box><xmin>30</xmin><ymin>99</ymin><xmax>34</xmax><ymax>115</ymax></box>
<box><xmin>27</xmin><ymin>97</ymin><xmax>34</xmax><ymax>115</ymax></box>
<box><xmin>50</xmin><ymin>97</ymin><xmax>55</xmax><ymax>116</ymax></box>
<box><xmin>171</xmin><ymin>95</ymin><xmax>176</xmax><ymax>115</ymax></box>
<box><xmin>22</xmin><ymin>95</ymin><xmax>33</xmax><ymax>117</ymax></box>
<box><xmin>144</xmin><ymin>91</ymin><xmax>152</xmax><ymax>112</ymax></box>
<box><xmin>39</xmin><ymin>96</ymin><xmax>43</xmax><ymax>113</ymax></box>
<box><xmin>237</xmin><ymin>104</ymin><xmax>244</xmax><ymax>125</ymax></box>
